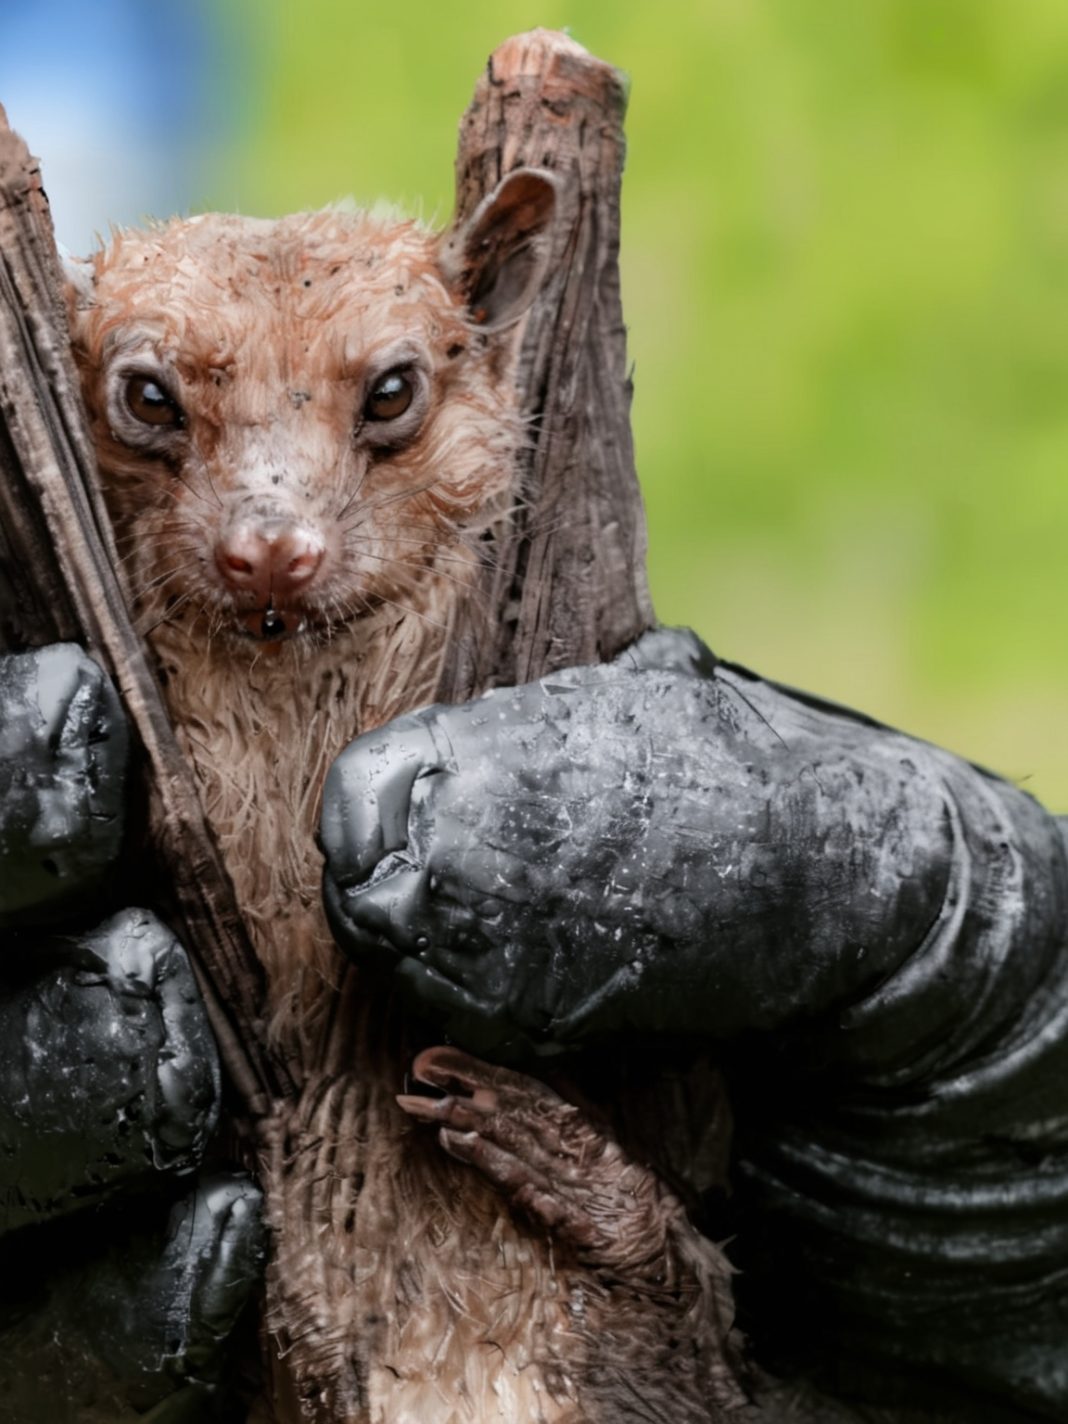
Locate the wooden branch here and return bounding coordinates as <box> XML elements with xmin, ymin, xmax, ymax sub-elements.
<box><xmin>0</xmin><ymin>112</ymin><xmax>286</xmax><ymax>1114</ymax></box>
<box><xmin>0</xmin><ymin>111</ymin><xmax>82</xmax><ymax>649</ymax></box>
<box><xmin>437</xmin><ymin>29</ymin><xmax>655</xmax><ymax>703</ymax></box>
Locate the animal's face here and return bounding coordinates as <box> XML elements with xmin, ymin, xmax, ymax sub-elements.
<box><xmin>65</xmin><ymin>173</ymin><xmax>555</xmax><ymax>652</ymax></box>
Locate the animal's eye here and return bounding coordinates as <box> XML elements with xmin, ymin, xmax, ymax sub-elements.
<box><xmin>365</xmin><ymin>370</ymin><xmax>413</xmax><ymax>422</ymax></box>
<box><xmin>126</xmin><ymin>375</ymin><xmax>184</xmax><ymax>428</ymax></box>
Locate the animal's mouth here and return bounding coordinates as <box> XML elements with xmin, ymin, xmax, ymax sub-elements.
<box><xmin>237</xmin><ymin>606</ymin><xmax>308</xmax><ymax>643</ymax></box>
<box><xmin>233</xmin><ymin>597</ymin><xmax>373</xmax><ymax>644</ymax></box>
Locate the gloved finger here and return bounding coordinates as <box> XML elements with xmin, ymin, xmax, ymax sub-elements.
<box><xmin>0</xmin><ymin>1172</ymin><xmax>265</xmax><ymax>1421</ymax></box>
<box><xmin>0</xmin><ymin>909</ymin><xmax>220</xmax><ymax>1233</ymax></box>
<box><xmin>319</xmin><ymin>713</ymin><xmax>445</xmax><ymax>887</ymax></box>
<box><xmin>0</xmin><ymin>644</ymin><xmax>128</xmax><ymax>926</ymax></box>
<box><xmin>86</xmin><ymin>1173</ymin><xmax>266</xmax><ymax>1391</ymax></box>
<box><xmin>326</xmin><ymin>861</ymin><xmax>432</xmax><ymax>954</ymax></box>
<box><xmin>611</xmin><ymin>625</ymin><xmax>718</xmax><ymax>679</ymax></box>
<box><xmin>393</xmin><ymin>957</ymin><xmax>553</xmax><ymax>1063</ymax></box>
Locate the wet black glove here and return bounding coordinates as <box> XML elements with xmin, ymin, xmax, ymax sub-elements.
<box><xmin>321</xmin><ymin>626</ymin><xmax>996</xmax><ymax>1059</ymax></box>
<box><xmin>0</xmin><ymin>640</ymin><xmax>128</xmax><ymax>927</ymax></box>
<box><xmin>321</xmin><ymin>626</ymin><xmax>1068</xmax><ymax>1421</ymax></box>
<box><xmin>0</xmin><ymin>645</ymin><xmax>264</xmax><ymax>1422</ymax></box>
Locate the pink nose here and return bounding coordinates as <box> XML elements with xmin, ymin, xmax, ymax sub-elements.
<box><xmin>214</xmin><ymin>521</ymin><xmax>324</xmax><ymax>603</ymax></box>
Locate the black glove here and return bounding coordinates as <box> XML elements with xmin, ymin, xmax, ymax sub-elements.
<box><xmin>0</xmin><ymin>645</ymin><xmax>265</xmax><ymax>1421</ymax></box>
<box><xmin>0</xmin><ymin>1171</ymin><xmax>263</xmax><ymax>1422</ymax></box>
<box><xmin>321</xmin><ymin>626</ymin><xmax>1068</xmax><ymax>1422</ymax></box>
<box><xmin>0</xmin><ymin>640</ymin><xmax>128</xmax><ymax>926</ymax></box>
<box><xmin>320</xmin><ymin>626</ymin><xmax>976</xmax><ymax>1057</ymax></box>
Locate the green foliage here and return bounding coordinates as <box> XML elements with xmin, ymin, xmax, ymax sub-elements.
<box><xmin>207</xmin><ymin>0</ymin><xmax>1068</xmax><ymax>806</ymax></box>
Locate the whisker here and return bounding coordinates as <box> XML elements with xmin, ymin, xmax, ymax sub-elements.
<box><xmin>113</xmin><ymin>519</ymin><xmax>202</xmax><ymax>545</ymax></box>
<box><xmin>201</xmin><ymin>466</ymin><xmax>225</xmax><ymax>511</ymax></box>
<box><xmin>340</xmin><ymin>479</ymin><xmax>443</xmax><ymax>528</ymax></box>
<box><xmin>329</xmin><ymin>591</ymin><xmax>370</xmax><ymax>637</ymax></box>
<box><xmin>373</xmin><ymin>591</ymin><xmax>449</xmax><ymax>633</ymax></box>
<box><xmin>334</xmin><ymin>548</ymin><xmax>480</xmax><ymax>601</ymax></box>
<box><xmin>336</xmin><ymin>465</ymin><xmax>370</xmax><ymax>523</ymax></box>
<box><xmin>136</xmin><ymin>590</ymin><xmax>197</xmax><ymax>638</ymax></box>
<box><xmin>342</xmin><ymin>533</ymin><xmax>486</xmax><ymax>570</ymax></box>
<box><xmin>128</xmin><ymin>557</ymin><xmax>202</xmax><ymax>601</ymax></box>
<box><xmin>169</xmin><ymin>468</ymin><xmax>223</xmax><ymax>515</ymax></box>
<box><xmin>339</xmin><ymin>519</ymin><xmax>455</xmax><ymax>546</ymax></box>
<box><xmin>207</xmin><ymin>603</ymin><xmax>226</xmax><ymax>651</ymax></box>
<box><xmin>113</xmin><ymin>534</ymin><xmax>201</xmax><ymax>571</ymax></box>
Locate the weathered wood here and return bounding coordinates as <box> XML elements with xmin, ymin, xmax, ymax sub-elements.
<box><xmin>437</xmin><ymin>30</ymin><xmax>655</xmax><ymax>701</ymax></box>
<box><xmin>0</xmin><ymin>110</ymin><xmax>287</xmax><ymax>1113</ymax></box>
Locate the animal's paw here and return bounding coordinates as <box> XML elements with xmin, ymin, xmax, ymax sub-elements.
<box><xmin>399</xmin><ymin>1047</ymin><xmax>748</xmax><ymax>1416</ymax></box>
<box><xmin>397</xmin><ymin>1046</ymin><xmax>691</xmax><ymax>1291</ymax></box>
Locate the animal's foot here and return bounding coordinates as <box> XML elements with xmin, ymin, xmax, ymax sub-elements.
<box><xmin>398</xmin><ymin>1045</ymin><xmax>693</xmax><ymax>1293</ymax></box>
<box><xmin>399</xmin><ymin>1046</ymin><xmax>750</xmax><ymax>1417</ymax></box>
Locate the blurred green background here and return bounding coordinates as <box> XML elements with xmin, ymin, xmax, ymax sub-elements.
<box><xmin>6</xmin><ymin>0</ymin><xmax>1068</xmax><ymax>805</ymax></box>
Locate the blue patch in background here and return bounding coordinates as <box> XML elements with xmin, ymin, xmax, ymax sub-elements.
<box><xmin>0</xmin><ymin>0</ymin><xmax>236</xmax><ymax>250</ymax></box>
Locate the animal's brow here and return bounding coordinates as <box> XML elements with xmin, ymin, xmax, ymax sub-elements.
<box><xmin>102</xmin><ymin>325</ymin><xmax>170</xmax><ymax>359</ymax></box>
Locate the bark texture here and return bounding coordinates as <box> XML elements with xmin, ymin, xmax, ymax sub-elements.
<box><xmin>436</xmin><ymin>29</ymin><xmax>655</xmax><ymax>696</ymax></box>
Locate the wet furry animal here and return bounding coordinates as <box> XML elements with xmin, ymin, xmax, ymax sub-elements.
<box><xmin>64</xmin><ymin>181</ymin><xmax>748</xmax><ymax>1422</ymax></box>
<box><xmin>65</xmin><ymin>191</ymin><xmax>537</xmax><ymax>1049</ymax></box>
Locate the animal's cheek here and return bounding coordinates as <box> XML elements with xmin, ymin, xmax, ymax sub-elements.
<box><xmin>187</xmin><ymin>419</ymin><xmax>227</xmax><ymax>469</ymax></box>
<box><xmin>161</xmin><ymin>454</ymin><xmax>220</xmax><ymax>518</ymax></box>
<box><xmin>330</xmin><ymin>524</ymin><xmax>449</xmax><ymax>613</ymax></box>
<box><xmin>196</xmin><ymin>446</ymin><xmax>257</xmax><ymax>504</ymax></box>
<box><xmin>326</xmin><ymin>544</ymin><xmax>404</xmax><ymax>604</ymax></box>
<box><xmin>77</xmin><ymin>373</ymin><xmax>110</xmax><ymax>431</ymax></box>
<box><xmin>107</xmin><ymin>505</ymin><xmax>216</xmax><ymax>616</ymax></box>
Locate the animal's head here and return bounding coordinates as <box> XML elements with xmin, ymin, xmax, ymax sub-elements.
<box><xmin>64</xmin><ymin>170</ymin><xmax>556</xmax><ymax>652</ymax></box>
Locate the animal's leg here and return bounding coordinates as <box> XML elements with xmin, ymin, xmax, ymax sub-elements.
<box><xmin>397</xmin><ymin>1045</ymin><xmax>726</xmax><ymax>1295</ymax></box>
<box><xmin>398</xmin><ymin>1046</ymin><xmax>751</xmax><ymax>1420</ymax></box>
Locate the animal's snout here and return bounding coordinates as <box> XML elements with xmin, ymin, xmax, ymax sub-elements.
<box><xmin>215</xmin><ymin>520</ymin><xmax>325</xmax><ymax>604</ymax></box>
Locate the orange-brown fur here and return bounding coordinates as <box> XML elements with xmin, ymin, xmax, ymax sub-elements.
<box><xmin>68</xmin><ymin>209</ymin><xmax>517</xmax><ymax>1060</ymax></box>
<box><xmin>67</xmin><ymin>207</ymin><xmax>743</xmax><ymax>1423</ymax></box>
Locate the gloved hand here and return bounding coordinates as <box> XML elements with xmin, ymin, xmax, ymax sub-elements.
<box><xmin>0</xmin><ymin>644</ymin><xmax>265</xmax><ymax>1423</ymax></box>
<box><xmin>320</xmin><ymin>625</ymin><xmax>972</xmax><ymax>1059</ymax></box>
<box><xmin>321</xmin><ymin>625</ymin><xmax>1068</xmax><ymax>1422</ymax></box>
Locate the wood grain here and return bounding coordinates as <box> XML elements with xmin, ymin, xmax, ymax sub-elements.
<box><xmin>437</xmin><ymin>29</ymin><xmax>655</xmax><ymax>702</ymax></box>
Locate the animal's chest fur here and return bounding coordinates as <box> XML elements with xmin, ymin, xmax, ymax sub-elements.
<box><xmin>149</xmin><ymin>607</ymin><xmax>585</xmax><ymax>1424</ymax></box>
<box><xmin>150</xmin><ymin>605</ymin><xmax>445</xmax><ymax>1031</ymax></box>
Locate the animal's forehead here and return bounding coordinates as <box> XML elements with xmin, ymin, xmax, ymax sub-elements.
<box><xmin>88</xmin><ymin>209</ymin><xmax>462</xmax><ymax>374</ymax></box>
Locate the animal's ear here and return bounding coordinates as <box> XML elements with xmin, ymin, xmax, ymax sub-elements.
<box><xmin>439</xmin><ymin>167</ymin><xmax>558</xmax><ymax>333</ymax></box>
<box><xmin>58</xmin><ymin>245</ymin><xmax>96</xmax><ymax>308</ymax></box>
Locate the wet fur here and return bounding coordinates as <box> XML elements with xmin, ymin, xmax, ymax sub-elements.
<box><xmin>68</xmin><ymin>209</ymin><xmax>516</xmax><ymax>1056</ymax></box>
<box><xmin>67</xmin><ymin>208</ymin><xmax>746</xmax><ymax>1422</ymax></box>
